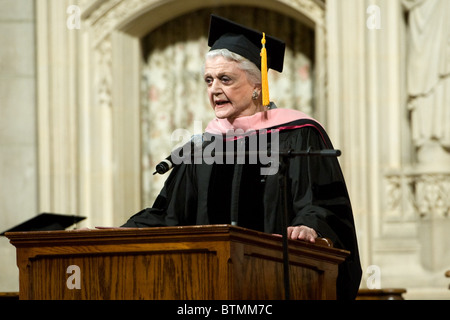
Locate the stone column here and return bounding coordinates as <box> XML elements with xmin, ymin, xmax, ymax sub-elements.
<box><xmin>0</xmin><ymin>0</ymin><xmax>38</xmax><ymax>292</ymax></box>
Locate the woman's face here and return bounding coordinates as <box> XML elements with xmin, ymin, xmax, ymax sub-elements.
<box><xmin>204</xmin><ymin>55</ymin><xmax>260</xmax><ymax>121</ymax></box>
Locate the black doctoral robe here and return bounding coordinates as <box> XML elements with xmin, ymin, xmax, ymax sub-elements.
<box><xmin>122</xmin><ymin>108</ymin><xmax>362</xmax><ymax>300</ymax></box>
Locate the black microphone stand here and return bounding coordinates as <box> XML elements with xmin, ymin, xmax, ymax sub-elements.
<box><xmin>278</xmin><ymin>151</ymin><xmax>291</xmax><ymax>300</ymax></box>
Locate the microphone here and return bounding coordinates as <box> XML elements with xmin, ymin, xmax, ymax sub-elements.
<box><xmin>153</xmin><ymin>134</ymin><xmax>203</xmax><ymax>175</ymax></box>
<box><xmin>153</xmin><ymin>158</ymin><xmax>173</xmax><ymax>175</ymax></box>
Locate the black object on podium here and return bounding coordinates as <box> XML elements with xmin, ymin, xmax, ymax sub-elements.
<box><xmin>1</xmin><ymin>213</ymin><xmax>86</xmax><ymax>236</ymax></box>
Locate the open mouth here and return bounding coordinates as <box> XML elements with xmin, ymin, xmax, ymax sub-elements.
<box><xmin>215</xmin><ymin>100</ymin><xmax>230</xmax><ymax>107</ymax></box>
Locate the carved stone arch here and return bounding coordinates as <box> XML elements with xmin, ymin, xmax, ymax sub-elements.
<box><xmin>80</xmin><ymin>0</ymin><xmax>326</xmax><ymax>114</ymax></box>
<box><xmin>80</xmin><ymin>0</ymin><xmax>324</xmax><ymax>36</ymax></box>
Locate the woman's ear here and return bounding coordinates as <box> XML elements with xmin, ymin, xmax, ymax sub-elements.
<box><xmin>254</xmin><ymin>84</ymin><xmax>262</xmax><ymax>96</ymax></box>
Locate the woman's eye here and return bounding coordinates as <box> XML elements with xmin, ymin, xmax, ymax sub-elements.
<box><xmin>221</xmin><ymin>76</ymin><xmax>231</xmax><ymax>83</ymax></box>
<box><xmin>204</xmin><ymin>77</ymin><xmax>212</xmax><ymax>85</ymax></box>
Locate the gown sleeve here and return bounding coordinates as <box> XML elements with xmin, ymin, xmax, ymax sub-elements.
<box><xmin>282</xmin><ymin>124</ymin><xmax>362</xmax><ymax>299</ymax></box>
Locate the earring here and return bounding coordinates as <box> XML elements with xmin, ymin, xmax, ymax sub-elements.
<box><xmin>252</xmin><ymin>91</ymin><xmax>259</xmax><ymax>100</ymax></box>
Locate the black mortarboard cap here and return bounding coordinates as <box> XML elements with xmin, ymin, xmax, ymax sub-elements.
<box><xmin>1</xmin><ymin>212</ymin><xmax>86</xmax><ymax>235</ymax></box>
<box><xmin>208</xmin><ymin>14</ymin><xmax>285</xmax><ymax>72</ymax></box>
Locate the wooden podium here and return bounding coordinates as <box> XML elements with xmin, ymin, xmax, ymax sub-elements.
<box><xmin>6</xmin><ymin>225</ymin><xmax>349</xmax><ymax>300</ymax></box>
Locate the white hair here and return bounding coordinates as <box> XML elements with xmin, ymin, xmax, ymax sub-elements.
<box><xmin>205</xmin><ymin>49</ymin><xmax>261</xmax><ymax>85</ymax></box>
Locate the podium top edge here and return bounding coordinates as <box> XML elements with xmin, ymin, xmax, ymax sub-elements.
<box><xmin>5</xmin><ymin>224</ymin><xmax>349</xmax><ymax>257</ymax></box>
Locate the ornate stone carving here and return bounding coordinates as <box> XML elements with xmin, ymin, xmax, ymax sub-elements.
<box><xmin>385</xmin><ymin>171</ymin><xmax>450</xmax><ymax>221</ymax></box>
<box><xmin>95</xmin><ymin>36</ymin><xmax>112</xmax><ymax>109</ymax></box>
<box><xmin>281</xmin><ymin>0</ymin><xmax>325</xmax><ymax>26</ymax></box>
<box><xmin>81</xmin><ymin>0</ymin><xmax>325</xmax><ymax>46</ymax></box>
<box><xmin>415</xmin><ymin>173</ymin><xmax>450</xmax><ymax>219</ymax></box>
<box><xmin>385</xmin><ymin>173</ymin><xmax>416</xmax><ymax>222</ymax></box>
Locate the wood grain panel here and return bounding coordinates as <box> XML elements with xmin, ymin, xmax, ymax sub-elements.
<box><xmin>28</xmin><ymin>250</ymin><xmax>219</xmax><ymax>299</ymax></box>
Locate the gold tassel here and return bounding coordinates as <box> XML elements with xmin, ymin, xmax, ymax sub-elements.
<box><xmin>260</xmin><ymin>32</ymin><xmax>270</xmax><ymax>107</ymax></box>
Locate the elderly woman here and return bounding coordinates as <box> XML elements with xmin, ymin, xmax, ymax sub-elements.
<box><xmin>122</xmin><ymin>15</ymin><xmax>362</xmax><ymax>299</ymax></box>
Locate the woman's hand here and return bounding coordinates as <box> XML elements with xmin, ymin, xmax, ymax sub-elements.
<box><xmin>287</xmin><ymin>225</ymin><xmax>318</xmax><ymax>243</ymax></box>
<box><xmin>272</xmin><ymin>225</ymin><xmax>318</xmax><ymax>243</ymax></box>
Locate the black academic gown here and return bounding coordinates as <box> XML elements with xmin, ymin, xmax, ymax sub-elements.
<box><xmin>122</xmin><ymin>117</ymin><xmax>362</xmax><ymax>300</ymax></box>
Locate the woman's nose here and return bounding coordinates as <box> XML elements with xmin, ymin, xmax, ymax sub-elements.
<box><xmin>209</xmin><ymin>80</ymin><xmax>222</xmax><ymax>94</ymax></box>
